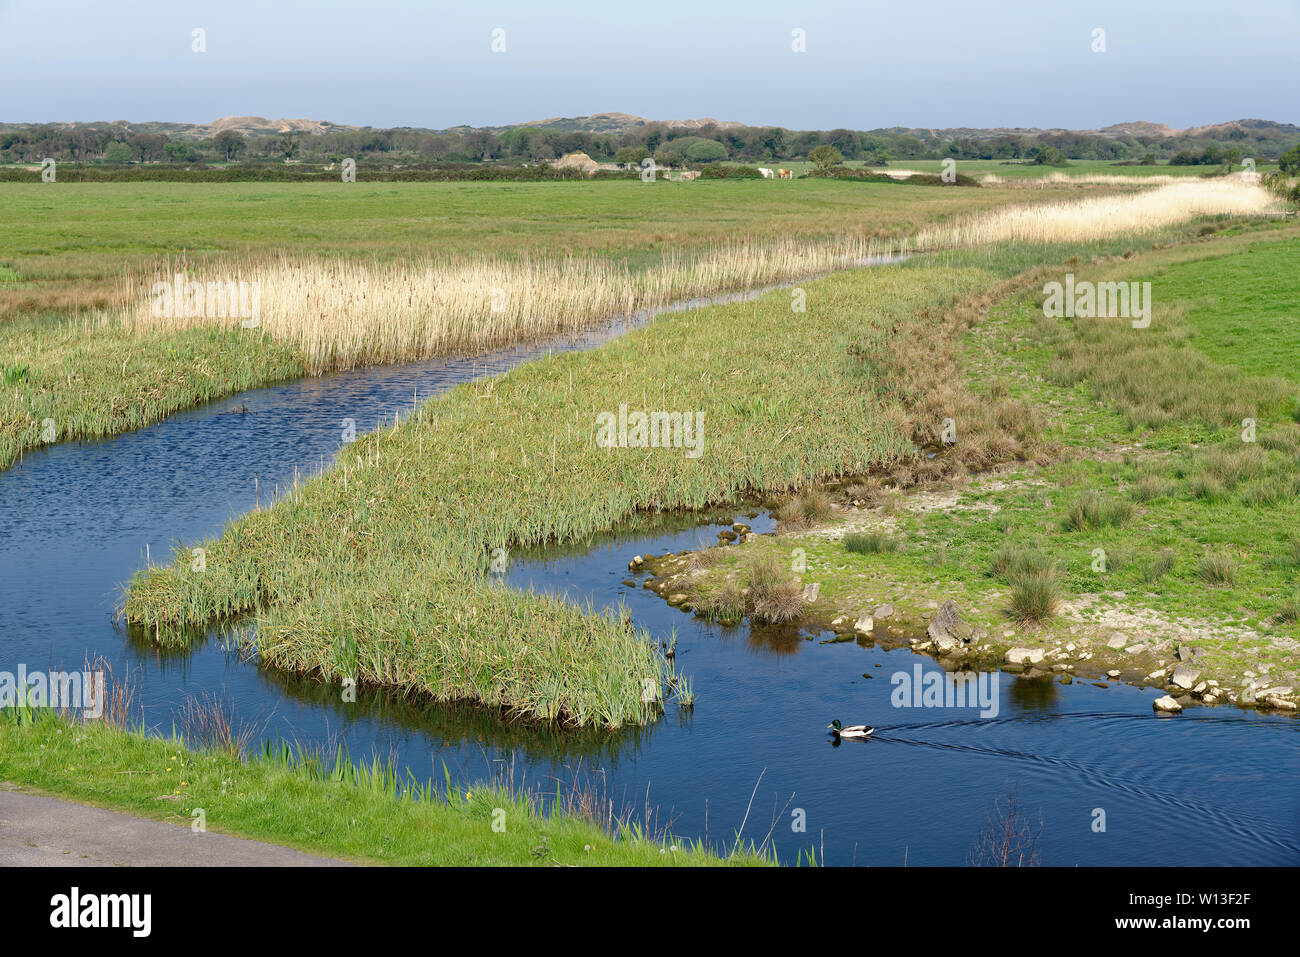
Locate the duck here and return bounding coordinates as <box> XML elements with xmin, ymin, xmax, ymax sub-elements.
<box><xmin>827</xmin><ymin>720</ymin><xmax>873</xmax><ymax>738</ymax></box>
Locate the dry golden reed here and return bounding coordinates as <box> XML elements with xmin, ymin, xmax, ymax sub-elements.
<box><xmin>121</xmin><ymin>237</ymin><xmax>889</xmax><ymax>373</ymax></box>
<box><xmin>914</xmin><ymin>179</ymin><xmax>1276</xmax><ymax>248</ymax></box>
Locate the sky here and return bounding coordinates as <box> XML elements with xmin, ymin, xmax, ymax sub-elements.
<box><xmin>1</xmin><ymin>0</ymin><xmax>1297</xmax><ymax>131</ymax></box>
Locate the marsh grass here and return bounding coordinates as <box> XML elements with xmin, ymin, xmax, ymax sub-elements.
<box><xmin>126</xmin><ymin>264</ymin><xmax>997</xmax><ymax>725</ymax></box>
<box><xmin>745</xmin><ymin>552</ymin><xmax>806</xmax><ymax>625</ymax></box>
<box><xmin>1007</xmin><ymin>569</ymin><xmax>1062</xmax><ymax>625</ymax></box>
<box><xmin>844</xmin><ymin>531</ymin><xmax>900</xmax><ymax>554</ymax></box>
<box><xmin>776</xmin><ymin>487</ymin><xmax>834</xmax><ymax>531</ymax></box>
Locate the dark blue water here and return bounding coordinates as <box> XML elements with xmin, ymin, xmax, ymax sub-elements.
<box><xmin>2</xmin><ymin>312</ymin><xmax>1297</xmax><ymax>866</ymax></box>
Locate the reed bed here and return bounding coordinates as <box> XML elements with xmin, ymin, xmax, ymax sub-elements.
<box><xmin>124</xmin><ymin>263</ymin><xmax>995</xmax><ymax>727</ymax></box>
<box><xmin>122</xmin><ymin>236</ymin><xmax>888</xmax><ymax>374</ymax></box>
<box><xmin>979</xmin><ymin>171</ymin><xmax>1188</xmax><ymax>188</ymax></box>
<box><xmin>914</xmin><ymin>179</ymin><xmax>1276</xmax><ymax>249</ymax></box>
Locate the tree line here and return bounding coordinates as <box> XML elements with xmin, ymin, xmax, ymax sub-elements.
<box><xmin>2</xmin><ymin>120</ymin><xmax>1295</xmax><ymax>168</ymax></box>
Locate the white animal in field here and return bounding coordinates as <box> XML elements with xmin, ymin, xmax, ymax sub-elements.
<box><xmin>758</xmin><ymin>167</ymin><xmax>774</xmax><ymax>178</ymax></box>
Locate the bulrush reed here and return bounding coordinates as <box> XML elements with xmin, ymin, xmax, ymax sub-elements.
<box><xmin>914</xmin><ymin>179</ymin><xmax>1275</xmax><ymax>249</ymax></box>
<box><xmin>122</xmin><ymin>236</ymin><xmax>889</xmax><ymax>374</ymax></box>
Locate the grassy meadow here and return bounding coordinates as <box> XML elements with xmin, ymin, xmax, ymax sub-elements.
<box><xmin>672</xmin><ymin>228</ymin><xmax>1300</xmax><ymax>698</ymax></box>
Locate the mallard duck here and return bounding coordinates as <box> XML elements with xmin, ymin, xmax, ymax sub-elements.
<box><xmin>827</xmin><ymin>720</ymin><xmax>873</xmax><ymax>738</ymax></box>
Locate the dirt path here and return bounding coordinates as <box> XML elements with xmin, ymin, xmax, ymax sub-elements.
<box><xmin>0</xmin><ymin>785</ymin><xmax>351</xmax><ymax>866</ymax></box>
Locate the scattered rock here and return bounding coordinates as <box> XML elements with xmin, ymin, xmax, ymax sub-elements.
<box><xmin>802</xmin><ymin>582</ymin><xmax>821</xmax><ymax>603</ymax></box>
<box><xmin>1153</xmin><ymin>695</ymin><xmax>1183</xmax><ymax>713</ymax></box>
<box><xmin>732</xmin><ymin>522</ymin><xmax>750</xmax><ymax>535</ymax></box>
<box><xmin>1107</xmin><ymin>670</ymin><xmax>1121</xmax><ymax>678</ymax></box>
<box><xmin>1005</xmin><ymin>648</ymin><xmax>1046</xmax><ymax>666</ymax></box>
<box><xmin>667</xmin><ymin>593</ymin><xmax>688</xmax><ymax>606</ymax></box>
<box><xmin>629</xmin><ymin>555</ymin><xmax>644</xmax><ymax>570</ymax></box>
<box><xmin>874</xmin><ymin>604</ymin><xmax>895</xmax><ymax>620</ymax></box>
<box><xmin>1170</xmin><ymin>665</ymin><xmax>1200</xmax><ymax>691</ymax></box>
<box><xmin>927</xmin><ymin>600</ymin><xmax>978</xmax><ymax>652</ymax></box>
<box><xmin>1125</xmin><ymin>644</ymin><xmax>1147</xmax><ymax>654</ymax></box>
<box><xmin>854</xmin><ymin>614</ymin><xmax>874</xmax><ymax>634</ymax></box>
<box><xmin>1107</xmin><ymin>633</ymin><xmax>1129</xmax><ymax>649</ymax></box>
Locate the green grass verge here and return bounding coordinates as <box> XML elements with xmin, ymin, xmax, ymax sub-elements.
<box><xmin>0</xmin><ymin>710</ymin><xmax>763</xmax><ymax>866</ymax></box>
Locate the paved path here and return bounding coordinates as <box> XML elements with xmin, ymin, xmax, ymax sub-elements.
<box><xmin>0</xmin><ymin>785</ymin><xmax>351</xmax><ymax>866</ymax></box>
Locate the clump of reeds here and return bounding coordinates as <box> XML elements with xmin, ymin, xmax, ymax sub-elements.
<box><xmin>745</xmin><ymin>552</ymin><xmax>806</xmax><ymax>625</ymax></box>
<box><xmin>121</xmin><ymin>235</ymin><xmax>891</xmax><ymax>374</ymax></box>
<box><xmin>776</xmin><ymin>487</ymin><xmax>833</xmax><ymax>531</ymax></box>
<box><xmin>176</xmin><ymin>691</ymin><xmax>259</xmax><ymax>756</ymax></box>
<box><xmin>915</xmin><ymin>179</ymin><xmax>1275</xmax><ymax>249</ymax></box>
<box><xmin>1140</xmin><ymin>548</ymin><xmax>1177</xmax><ymax>584</ymax></box>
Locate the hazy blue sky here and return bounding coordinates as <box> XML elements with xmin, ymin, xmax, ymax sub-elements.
<box><xmin>2</xmin><ymin>0</ymin><xmax>1296</xmax><ymax>130</ymax></box>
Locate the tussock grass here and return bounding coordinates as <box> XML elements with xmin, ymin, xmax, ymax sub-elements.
<box><xmin>1064</xmin><ymin>490</ymin><xmax>1133</xmax><ymax>531</ymax></box>
<box><xmin>1272</xmin><ymin>594</ymin><xmax>1300</xmax><ymax>626</ymax></box>
<box><xmin>844</xmin><ymin>531</ymin><xmax>900</xmax><ymax>554</ymax></box>
<box><xmin>915</xmin><ymin>180</ymin><xmax>1276</xmax><ymax>249</ymax></box>
<box><xmin>695</xmin><ymin>580</ymin><xmax>747</xmax><ymax>623</ymax></box>
<box><xmin>776</xmin><ymin>487</ymin><xmax>834</xmax><ymax>531</ymax></box>
<box><xmin>744</xmin><ymin>552</ymin><xmax>806</xmax><ymax>625</ymax></box>
<box><xmin>1140</xmin><ymin>549</ymin><xmax>1177</xmax><ymax>584</ymax></box>
<box><xmin>1007</xmin><ymin>569</ymin><xmax>1062</xmax><ymax>625</ymax></box>
<box><xmin>1197</xmin><ymin>553</ymin><xmax>1238</xmax><ymax>586</ymax></box>
<box><xmin>990</xmin><ymin>543</ymin><xmax>1055</xmax><ymax>580</ymax></box>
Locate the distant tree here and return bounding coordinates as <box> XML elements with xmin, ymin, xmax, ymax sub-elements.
<box><xmin>615</xmin><ymin>145</ymin><xmax>649</xmax><ymax>168</ymax></box>
<box><xmin>273</xmin><ymin>135</ymin><xmax>300</xmax><ymax>160</ymax></box>
<box><xmin>1278</xmin><ymin>144</ymin><xmax>1300</xmax><ymax>175</ymax></box>
<box><xmin>212</xmin><ymin>130</ymin><xmax>247</xmax><ymax>162</ymax></box>
<box><xmin>684</xmin><ymin>139</ymin><xmax>727</xmax><ymax>164</ymax></box>
<box><xmin>103</xmin><ymin>141</ymin><xmax>133</xmax><ymax>163</ymax></box>
<box><xmin>808</xmin><ymin>144</ymin><xmax>844</xmax><ymax>171</ymax></box>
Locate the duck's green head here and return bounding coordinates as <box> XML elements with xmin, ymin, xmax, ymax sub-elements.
<box><xmin>827</xmin><ymin>720</ymin><xmax>842</xmax><ymax>732</ymax></box>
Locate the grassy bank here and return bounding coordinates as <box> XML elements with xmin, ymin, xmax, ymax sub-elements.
<box><xmin>655</xmin><ymin>228</ymin><xmax>1300</xmax><ymax>708</ymax></box>
<box><xmin>0</xmin><ymin>314</ymin><xmax>304</xmax><ymax>472</ymax></box>
<box><xmin>0</xmin><ymin>708</ymin><xmax>763</xmax><ymax>866</ymax></box>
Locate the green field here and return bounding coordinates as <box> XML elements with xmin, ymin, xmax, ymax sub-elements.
<box><xmin>0</xmin><ymin>178</ymin><xmax>1042</xmax><ymax>304</ymax></box>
